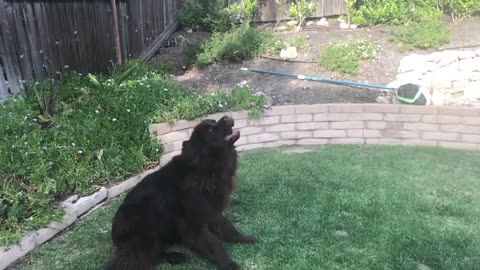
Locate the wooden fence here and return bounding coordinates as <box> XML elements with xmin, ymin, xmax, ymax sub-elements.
<box><xmin>0</xmin><ymin>0</ymin><xmax>345</xmax><ymax>102</ymax></box>
<box><xmin>0</xmin><ymin>0</ymin><xmax>182</xmax><ymax>101</ymax></box>
<box><xmin>251</xmin><ymin>0</ymin><xmax>346</xmax><ymax>22</ymax></box>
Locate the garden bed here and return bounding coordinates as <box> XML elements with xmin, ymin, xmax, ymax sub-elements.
<box><xmin>155</xmin><ymin>16</ymin><xmax>480</xmax><ymax>105</ymax></box>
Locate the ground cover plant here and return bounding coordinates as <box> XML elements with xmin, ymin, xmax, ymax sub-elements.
<box><xmin>319</xmin><ymin>39</ymin><xmax>378</xmax><ymax>75</ymax></box>
<box><xmin>0</xmin><ymin>60</ymin><xmax>265</xmax><ymax>246</ymax></box>
<box><xmin>16</xmin><ymin>145</ymin><xmax>480</xmax><ymax>270</ymax></box>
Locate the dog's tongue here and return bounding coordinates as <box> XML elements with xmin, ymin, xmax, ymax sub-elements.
<box><xmin>225</xmin><ymin>130</ymin><xmax>240</xmax><ymax>143</ymax></box>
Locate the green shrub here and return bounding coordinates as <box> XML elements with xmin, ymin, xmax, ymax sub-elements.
<box><xmin>196</xmin><ymin>26</ymin><xmax>280</xmax><ymax>67</ymax></box>
<box><xmin>351</xmin><ymin>0</ymin><xmax>441</xmax><ymax>26</ymax></box>
<box><xmin>285</xmin><ymin>36</ymin><xmax>309</xmax><ymax>50</ymax></box>
<box><xmin>179</xmin><ymin>0</ymin><xmax>229</xmax><ymax>32</ymax></box>
<box><xmin>319</xmin><ymin>40</ymin><xmax>378</xmax><ymax>75</ymax></box>
<box><xmin>0</xmin><ymin>60</ymin><xmax>265</xmax><ymax>246</ymax></box>
<box><xmin>440</xmin><ymin>0</ymin><xmax>480</xmax><ymax>20</ymax></box>
<box><xmin>390</xmin><ymin>19</ymin><xmax>451</xmax><ymax>51</ymax></box>
<box><xmin>288</xmin><ymin>0</ymin><xmax>317</xmax><ymax>30</ymax></box>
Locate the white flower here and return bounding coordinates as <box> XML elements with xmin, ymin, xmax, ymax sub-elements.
<box><xmin>112</xmin><ymin>118</ymin><xmax>118</xmax><ymax>122</ymax></box>
<box><xmin>78</xmin><ymin>150</ymin><xmax>83</xmax><ymax>154</ymax></box>
<box><xmin>95</xmin><ymin>110</ymin><xmax>99</xmax><ymax>113</ymax></box>
<box><xmin>72</xmin><ymin>143</ymin><xmax>76</xmax><ymax>146</ymax></box>
<box><xmin>127</xmin><ymin>109</ymin><xmax>131</xmax><ymax>112</ymax></box>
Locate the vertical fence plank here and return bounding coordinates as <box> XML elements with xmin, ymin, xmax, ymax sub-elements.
<box><xmin>0</xmin><ymin>1</ymin><xmax>23</xmax><ymax>95</ymax></box>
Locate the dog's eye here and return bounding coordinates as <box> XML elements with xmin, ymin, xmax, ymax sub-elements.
<box><xmin>208</xmin><ymin>126</ymin><xmax>214</xmax><ymax>133</ymax></box>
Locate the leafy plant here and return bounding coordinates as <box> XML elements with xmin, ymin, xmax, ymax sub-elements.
<box><xmin>179</xmin><ymin>0</ymin><xmax>229</xmax><ymax>32</ymax></box>
<box><xmin>390</xmin><ymin>19</ymin><xmax>451</xmax><ymax>51</ymax></box>
<box><xmin>319</xmin><ymin>39</ymin><xmax>378</xmax><ymax>75</ymax></box>
<box><xmin>440</xmin><ymin>0</ymin><xmax>480</xmax><ymax>21</ymax></box>
<box><xmin>288</xmin><ymin>0</ymin><xmax>317</xmax><ymax>31</ymax></box>
<box><xmin>224</xmin><ymin>0</ymin><xmax>258</xmax><ymax>25</ymax></box>
<box><xmin>32</xmin><ymin>81</ymin><xmax>57</xmax><ymax>129</ymax></box>
<box><xmin>285</xmin><ymin>36</ymin><xmax>309</xmax><ymax>50</ymax></box>
<box><xmin>196</xmin><ymin>25</ymin><xmax>280</xmax><ymax>67</ymax></box>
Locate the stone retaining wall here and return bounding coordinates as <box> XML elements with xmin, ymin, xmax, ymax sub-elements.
<box><xmin>2</xmin><ymin>103</ymin><xmax>480</xmax><ymax>269</ymax></box>
<box><xmin>391</xmin><ymin>48</ymin><xmax>480</xmax><ymax>106</ymax></box>
<box><xmin>152</xmin><ymin>104</ymin><xmax>480</xmax><ymax>166</ymax></box>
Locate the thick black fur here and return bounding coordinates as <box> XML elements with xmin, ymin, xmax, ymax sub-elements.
<box><xmin>105</xmin><ymin>116</ymin><xmax>257</xmax><ymax>270</ymax></box>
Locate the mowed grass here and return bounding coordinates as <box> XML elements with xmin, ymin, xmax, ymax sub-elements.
<box><xmin>15</xmin><ymin>145</ymin><xmax>480</xmax><ymax>270</ymax></box>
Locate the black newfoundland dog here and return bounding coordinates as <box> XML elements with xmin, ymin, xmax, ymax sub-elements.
<box><xmin>106</xmin><ymin>115</ymin><xmax>257</xmax><ymax>270</ymax></box>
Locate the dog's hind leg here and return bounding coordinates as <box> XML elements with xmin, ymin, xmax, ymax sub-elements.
<box><xmin>160</xmin><ymin>251</ymin><xmax>189</xmax><ymax>265</ymax></box>
<box><xmin>209</xmin><ymin>215</ymin><xmax>257</xmax><ymax>244</ymax></box>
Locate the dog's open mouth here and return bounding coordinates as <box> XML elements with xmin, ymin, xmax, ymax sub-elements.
<box><xmin>225</xmin><ymin>130</ymin><xmax>240</xmax><ymax>143</ymax></box>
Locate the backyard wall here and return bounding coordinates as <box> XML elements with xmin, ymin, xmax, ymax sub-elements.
<box><xmin>152</xmin><ymin>104</ymin><xmax>480</xmax><ymax>166</ymax></box>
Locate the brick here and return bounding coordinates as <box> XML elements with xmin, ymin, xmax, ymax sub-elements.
<box><xmin>280</xmin><ymin>131</ymin><xmax>312</xmax><ymax>139</ymax></box>
<box><xmin>329</xmin><ymin>138</ymin><xmax>365</xmax><ymax>145</ymax></box>
<box><xmin>363</xmin><ymin>104</ymin><xmax>400</xmax><ymax>113</ymax></box>
<box><xmin>172</xmin><ymin>141</ymin><xmax>184</xmax><ymax>151</ymax></box>
<box><xmin>231</xmin><ymin>111</ymin><xmax>249</xmax><ymax>119</ymax></box>
<box><xmin>296</xmin><ymin>139</ymin><xmax>329</xmax><ymax>145</ymax></box>
<box><xmin>403</xmin><ymin>123</ymin><xmax>439</xmax><ymax>131</ymax></box>
<box><xmin>239</xmin><ymin>126</ymin><xmax>263</xmax><ymax>135</ymax></box>
<box><xmin>462</xmin><ymin>134</ymin><xmax>480</xmax><ymax>143</ymax></box>
<box><xmin>422</xmin><ymin>115</ymin><xmax>461</xmax><ymax>124</ymax></box>
<box><xmin>366</xmin><ymin>121</ymin><xmax>402</xmax><ymax>130</ymax></box>
<box><xmin>149</xmin><ymin>123</ymin><xmax>171</xmax><ymax>135</ymax></box>
<box><xmin>383</xmin><ymin>130</ymin><xmax>420</xmax><ymax>139</ymax></box>
<box><xmin>295</xmin><ymin>104</ymin><xmax>328</xmax><ymax>113</ymax></box>
<box><xmin>160</xmin><ymin>151</ymin><xmax>181</xmax><ymax>165</ymax></box>
<box><xmin>237</xmin><ymin>143</ymin><xmax>266</xmax><ymax>152</ymax></box>
<box><xmin>347</xmin><ymin>130</ymin><xmax>364</xmax><ymax>137</ymax></box>
<box><xmin>249</xmin><ymin>116</ymin><xmax>280</xmax><ymax>126</ymax></box>
<box><xmin>438</xmin><ymin>141</ymin><xmax>478</xmax><ymax>151</ymax></box>
<box><xmin>314</xmin><ymin>130</ymin><xmax>346</xmax><ymax>138</ymax></box>
<box><xmin>314</xmin><ymin>113</ymin><xmax>348</xmax><ymax>122</ymax></box>
<box><xmin>171</xmin><ymin>119</ymin><xmax>199</xmax><ymax>131</ymax></box>
<box><xmin>281</xmin><ymin>114</ymin><xmax>313</xmax><ymax>123</ymax></box>
<box><xmin>265</xmin><ymin>124</ymin><xmax>295</xmax><ymax>132</ymax></box>
<box><xmin>247</xmin><ymin>133</ymin><xmax>280</xmax><ymax>143</ymax></box>
<box><xmin>400</xmin><ymin>106</ymin><xmax>438</xmax><ymax>115</ymax></box>
<box><xmin>402</xmin><ymin>139</ymin><xmax>438</xmax><ymax>147</ymax></box>
<box><xmin>438</xmin><ymin>106</ymin><xmax>480</xmax><ymax>117</ymax></box>
<box><xmin>422</xmin><ymin>132</ymin><xmax>459</xmax><ymax>141</ymax></box>
<box><xmin>163</xmin><ymin>143</ymin><xmax>175</xmax><ymax>153</ymax></box>
<box><xmin>159</xmin><ymin>131</ymin><xmax>189</xmax><ymax>143</ymax></box>
<box><xmin>384</xmin><ymin>114</ymin><xmax>421</xmax><ymax>122</ymax></box>
<box><xmin>235</xmin><ymin>136</ymin><xmax>248</xmax><ymax>146</ymax></box>
<box><xmin>463</xmin><ymin>125</ymin><xmax>480</xmax><ymax>134</ymax></box>
<box><xmin>234</xmin><ymin>119</ymin><xmax>248</xmax><ymax>128</ymax></box>
<box><xmin>328</xmin><ymin>104</ymin><xmax>364</xmax><ymax>113</ymax></box>
<box><xmin>296</xmin><ymin>122</ymin><xmax>328</xmax><ymax>130</ymax></box>
<box><xmin>330</xmin><ymin>121</ymin><xmax>364</xmax><ymax>129</ymax></box>
<box><xmin>264</xmin><ymin>105</ymin><xmax>296</xmax><ymax>116</ymax></box>
<box><xmin>263</xmin><ymin>140</ymin><xmax>296</xmax><ymax>148</ymax></box>
<box><xmin>348</xmin><ymin>113</ymin><xmax>383</xmax><ymax>121</ymax></box>
<box><xmin>365</xmin><ymin>138</ymin><xmax>404</xmax><ymax>145</ymax></box>
<box><xmin>364</xmin><ymin>130</ymin><xmax>382</xmax><ymax>138</ymax></box>
<box><xmin>462</xmin><ymin>117</ymin><xmax>480</xmax><ymax>125</ymax></box>
<box><xmin>439</xmin><ymin>124</ymin><xmax>462</xmax><ymax>133</ymax></box>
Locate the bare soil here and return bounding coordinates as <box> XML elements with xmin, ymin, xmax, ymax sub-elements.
<box><xmin>152</xmin><ymin>16</ymin><xmax>480</xmax><ymax>106</ymax></box>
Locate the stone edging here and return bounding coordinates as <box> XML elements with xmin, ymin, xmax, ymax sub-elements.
<box><xmin>2</xmin><ymin>103</ymin><xmax>480</xmax><ymax>269</ymax></box>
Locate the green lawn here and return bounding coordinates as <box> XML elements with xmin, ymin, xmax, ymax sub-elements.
<box><xmin>15</xmin><ymin>146</ymin><xmax>480</xmax><ymax>270</ymax></box>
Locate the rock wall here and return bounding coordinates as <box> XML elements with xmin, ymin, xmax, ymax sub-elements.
<box><xmin>391</xmin><ymin>48</ymin><xmax>480</xmax><ymax>106</ymax></box>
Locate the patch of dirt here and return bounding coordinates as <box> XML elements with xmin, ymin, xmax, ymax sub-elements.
<box><xmin>152</xmin><ymin>16</ymin><xmax>480</xmax><ymax>106</ymax></box>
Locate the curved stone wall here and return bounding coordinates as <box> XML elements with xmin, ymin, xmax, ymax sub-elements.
<box><xmin>151</xmin><ymin>104</ymin><xmax>480</xmax><ymax>166</ymax></box>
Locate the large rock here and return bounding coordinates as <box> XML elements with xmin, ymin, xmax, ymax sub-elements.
<box><xmin>398</xmin><ymin>54</ymin><xmax>424</xmax><ymax>73</ymax></box>
<box><xmin>280</xmin><ymin>46</ymin><xmax>298</xmax><ymax>59</ymax></box>
<box><xmin>438</xmin><ymin>50</ymin><xmax>459</xmax><ymax>66</ymax></box>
